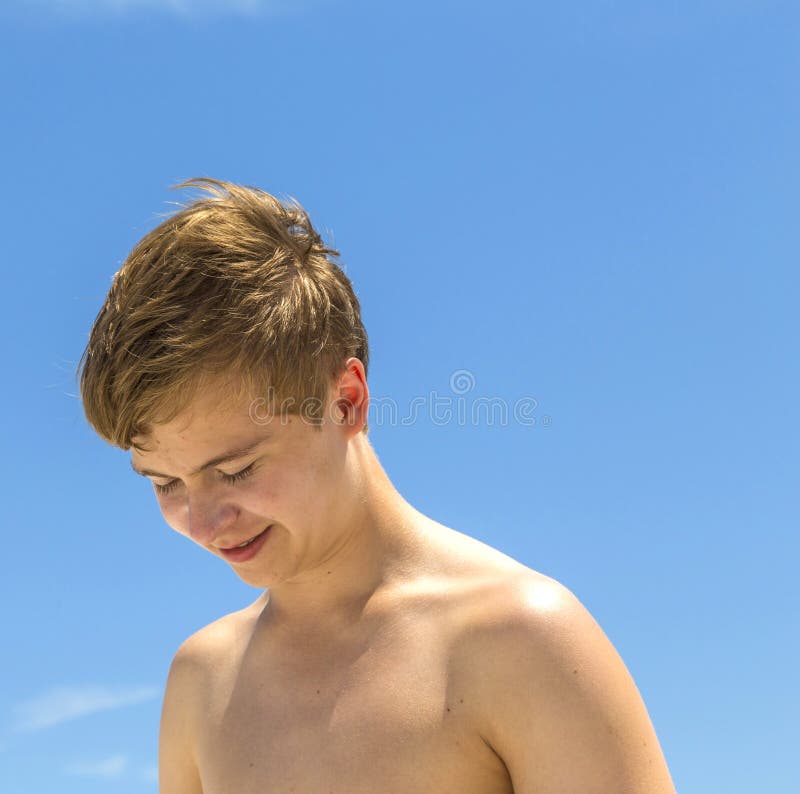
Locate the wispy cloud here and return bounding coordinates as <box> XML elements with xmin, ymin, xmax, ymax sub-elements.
<box><xmin>64</xmin><ymin>754</ymin><xmax>128</xmax><ymax>779</ymax></box>
<box><xmin>10</xmin><ymin>684</ymin><xmax>159</xmax><ymax>733</ymax></box>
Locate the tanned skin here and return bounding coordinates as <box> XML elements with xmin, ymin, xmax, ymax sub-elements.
<box><xmin>139</xmin><ymin>358</ymin><xmax>676</xmax><ymax>793</ymax></box>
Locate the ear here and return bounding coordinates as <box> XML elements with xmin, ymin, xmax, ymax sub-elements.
<box><xmin>333</xmin><ymin>357</ymin><xmax>369</xmax><ymax>435</ymax></box>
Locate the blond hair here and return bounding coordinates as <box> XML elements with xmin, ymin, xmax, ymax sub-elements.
<box><xmin>77</xmin><ymin>177</ymin><xmax>369</xmax><ymax>450</ymax></box>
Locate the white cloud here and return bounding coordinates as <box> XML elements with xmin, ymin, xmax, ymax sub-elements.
<box><xmin>10</xmin><ymin>684</ymin><xmax>160</xmax><ymax>733</ymax></box>
<box><xmin>64</xmin><ymin>754</ymin><xmax>129</xmax><ymax>779</ymax></box>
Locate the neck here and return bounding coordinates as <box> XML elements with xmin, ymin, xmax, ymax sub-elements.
<box><xmin>261</xmin><ymin>433</ymin><xmax>427</xmax><ymax>632</ymax></box>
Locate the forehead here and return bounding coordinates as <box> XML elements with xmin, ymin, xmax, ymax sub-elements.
<box><xmin>132</xmin><ymin>374</ymin><xmax>264</xmax><ymax>452</ymax></box>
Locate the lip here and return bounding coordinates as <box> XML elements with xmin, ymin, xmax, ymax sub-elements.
<box><xmin>218</xmin><ymin>525</ymin><xmax>273</xmax><ymax>563</ymax></box>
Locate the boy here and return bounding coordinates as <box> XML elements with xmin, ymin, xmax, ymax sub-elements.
<box><xmin>78</xmin><ymin>178</ymin><xmax>676</xmax><ymax>793</ymax></box>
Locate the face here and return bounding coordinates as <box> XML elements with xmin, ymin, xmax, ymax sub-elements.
<box><xmin>130</xmin><ymin>375</ymin><xmax>359</xmax><ymax>588</ymax></box>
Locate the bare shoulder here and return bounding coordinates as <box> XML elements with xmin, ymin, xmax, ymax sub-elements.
<box><xmin>159</xmin><ymin>605</ymin><xmax>261</xmax><ymax>794</ymax></box>
<box><xmin>170</xmin><ymin>597</ymin><xmax>273</xmax><ymax>690</ymax></box>
<box><xmin>448</xmin><ymin>567</ymin><xmax>676</xmax><ymax>793</ymax></box>
<box><xmin>168</xmin><ymin>597</ymin><xmax>263</xmax><ymax>682</ymax></box>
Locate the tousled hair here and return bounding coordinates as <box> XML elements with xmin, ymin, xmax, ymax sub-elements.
<box><xmin>77</xmin><ymin>177</ymin><xmax>369</xmax><ymax>450</ymax></box>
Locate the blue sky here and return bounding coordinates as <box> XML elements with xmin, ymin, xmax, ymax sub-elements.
<box><xmin>0</xmin><ymin>1</ymin><xmax>797</xmax><ymax>792</ymax></box>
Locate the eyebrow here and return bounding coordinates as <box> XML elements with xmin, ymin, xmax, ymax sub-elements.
<box><xmin>130</xmin><ymin>438</ymin><xmax>266</xmax><ymax>479</ymax></box>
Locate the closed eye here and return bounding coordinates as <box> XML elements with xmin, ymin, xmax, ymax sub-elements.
<box><xmin>153</xmin><ymin>463</ymin><xmax>256</xmax><ymax>496</ymax></box>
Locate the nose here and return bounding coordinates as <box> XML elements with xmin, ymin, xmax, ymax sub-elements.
<box><xmin>186</xmin><ymin>488</ymin><xmax>238</xmax><ymax>547</ymax></box>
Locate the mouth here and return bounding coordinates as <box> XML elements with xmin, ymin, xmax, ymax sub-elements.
<box><xmin>217</xmin><ymin>525</ymin><xmax>273</xmax><ymax>563</ymax></box>
<box><xmin>225</xmin><ymin>533</ymin><xmax>263</xmax><ymax>550</ymax></box>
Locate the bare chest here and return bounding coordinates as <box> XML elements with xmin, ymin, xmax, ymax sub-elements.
<box><xmin>195</xmin><ymin>614</ymin><xmax>513</xmax><ymax>794</ymax></box>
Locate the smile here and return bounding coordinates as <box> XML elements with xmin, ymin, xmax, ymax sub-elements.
<box><xmin>218</xmin><ymin>525</ymin><xmax>273</xmax><ymax>563</ymax></box>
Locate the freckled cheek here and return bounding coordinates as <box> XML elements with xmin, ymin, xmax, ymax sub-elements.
<box><xmin>246</xmin><ymin>470</ymin><xmax>314</xmax><ymax>524</ymax></box>
<box><xmin>249</xmin><ymin>473</ymin><xmax>297</xmax><ymax>517</ymax></box>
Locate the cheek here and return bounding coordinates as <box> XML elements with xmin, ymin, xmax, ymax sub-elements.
<box><xmin>157</xmin><ymin>496</ymin><xmax>190</xmax><ymax>535</ymax></box>
<box><xmin>251</xmin><ymin>464</ymin><xmax>328</xmax><ymax>524</ymax></box>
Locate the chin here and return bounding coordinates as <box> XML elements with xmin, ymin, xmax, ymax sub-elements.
<box><xmin>231</xmin><ymin>564</ymin><xmax>288</xmax><ymax>589</ymax></box>
<box><xmin>232</xmin><ymin>569</ymin><xmax>273</xmax><ymax>589</ymax></box>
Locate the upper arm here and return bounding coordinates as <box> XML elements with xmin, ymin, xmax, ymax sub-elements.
<box><xmin>159</xmin><ymin>639</ymin><xmax>206</xmax><ymax>794</ymax></box>
<box><xmin>475</xmin><ymin>577</ymin><xmax>676</xmax><ymax>794</ymax></box>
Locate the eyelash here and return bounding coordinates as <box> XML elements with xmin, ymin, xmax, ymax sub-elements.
<box><xmin>153</xmin><ymin>464</ymin><xmax>256</xmax><ymax>496</ymax></box>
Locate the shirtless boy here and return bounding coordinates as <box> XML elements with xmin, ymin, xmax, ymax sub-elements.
<box><xmin>78</xmin><ymin>178</ymin><xmax>676</xmax><ymax>793</ymax></box>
